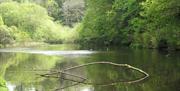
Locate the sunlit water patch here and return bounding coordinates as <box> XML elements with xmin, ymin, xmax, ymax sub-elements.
<box><xmin>7</xmin><ymin>83</ymin><xmax>16</xmax><ymax>91</ymax></box>
<box><xmin>0</xmin><ymin>48</ymin><xmax>96</xmax><ymax>56</ymax></box>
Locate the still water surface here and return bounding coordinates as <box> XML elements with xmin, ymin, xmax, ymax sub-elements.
<box><xmin>0</xmin><ymin>44</ymin><xmax>180</xmax><ymax>91</ymax></box>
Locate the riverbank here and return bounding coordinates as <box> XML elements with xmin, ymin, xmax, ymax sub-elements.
<box><xmin>0</xmin><ymin>42</ymin><xmax>48</xmax><ymax>48</ymax></box>
<box><xmin>1</xmin><ymin>42</ymin><xmax>179</xmax><ymax>52</ymax></box>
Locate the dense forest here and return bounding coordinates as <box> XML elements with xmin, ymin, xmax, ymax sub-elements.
<box><xmin>80</xmin><ymin>0</ymin><xmax>180</xmax><ymax>50</ymax></box>
<box><xmin>0</xmin><ymin>0</ymin><xmax>180</xmax><ymax>91</ymax></box>
<box><xmin>0</xmin><ymin>0</ymin><xmax>179</xmax><ymax>50</ymax></box>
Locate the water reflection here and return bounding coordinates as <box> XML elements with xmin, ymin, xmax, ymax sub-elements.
<box><xmin>81</xmin><ymin>88</ymin><xmax>91</xmax><ymax>91</ymax></box>
<box><xmin>0</xmin><ymin>45</ymin><xmax>179</xmax><ymax>91</ymax></box>
<box><xmin>0</xmin><ymin>49</ymin><xmax>96</xmax><ymax>56</ymax></box>
<box><xmin>6</xmin><ymin>83</ymin><xmax>15</xmax><ymax>91</ymax></box>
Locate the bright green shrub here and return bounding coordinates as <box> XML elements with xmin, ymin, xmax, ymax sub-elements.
<box><xmin>0</xmin><ymin>2</ymin><xmax>61</xmax><ymax>42</ymax></box>
<box><xmin>0</xmin><ymin>77</ymin><xmax>8</xmax><ymax>91</ymax></box>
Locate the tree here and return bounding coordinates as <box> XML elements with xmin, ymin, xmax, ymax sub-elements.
<box><xmin>0</xmin><ymin>2</ymin><xmax>61</xmax><ymax>43</ymax></box>
<box><xmin>132</xmin><ymin>0</ymin><xmax>180</xmax><ymax>49</ymax></box>
<box><xmin>79</xmin><ymin>0</ymin><xmax>142</xmax><ymax>45</ymax></box>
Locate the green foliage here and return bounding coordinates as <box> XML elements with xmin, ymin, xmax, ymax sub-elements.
<box><xmin>79</xmin><ymin>0</ymin><xmax>141</xmax><ymax>45</ymax></box>
<box><xmin>0</xmin><ymin>2</ymin><xmax>65</xmax><ymax>44</ymax></box>
<box><xmin>131</xmin><ymin>0</ymin><xmax>180</xmax><ymax>50</ymax></box>
<box><xmin>9</xmin><ymin>0</ymin><xmax>85</xmax><ymax>26</ymax></box>
<box><xmin>55</xmin><ymin>24</ymin><xmax>80</xmax><ymax>43</ymax></box>
<box><xmin>46</xmin><ymin>0</ymin><xmax>61</xmax><ymax>21</ymax></box>
<box><xmin>0</xmin><ymin>25</ymin><xmax>14</xmax><ymax>46</ymax></box>
<box><xmin>0</xmin><ymin>77</ymin><xmax>6</xmax><ymax>87</ymax></box>
<box><xmin>0</xmin><ymin>77</ymin><xmax>8</xmax><ymax>91</ymax></box>
<box><xmin>79</xmin><ymin>0</ymin><xmax>115</xmax><ymax>45</ymax></box>
<box><xmin>79</xmin><ymin>0</ymin><xmax>180</xmax><ymax>50</ymax></box>
<box><xmin>0</xmin><ymin>2</ymin><xmax>50</xmax><ymax>39</ymax></box>
<box><xmin>0</xmin><ymin>0</ymin><xmax>179</xmax><ymax>50</ymax></box>
<box><xmin>0</xmin><ymin>16</ymin><xmax>4</xmax><ymax>25</ymax></box>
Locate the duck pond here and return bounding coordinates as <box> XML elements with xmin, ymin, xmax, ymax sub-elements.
<box><xmin>0</xmin><ymin>44</ymin><xmax>180</xmax><ymax>91</ymax></box>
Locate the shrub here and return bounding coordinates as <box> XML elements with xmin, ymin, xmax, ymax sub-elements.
<box><xmin>0</xmin><ymin>25</ymin><xmax>14</xmax><ymax>46</ymax></box>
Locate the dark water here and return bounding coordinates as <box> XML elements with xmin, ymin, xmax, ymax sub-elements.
<box><xmin>0</xmin><ymin>44</ymin><xmax>180</xmax><ymax>91</ymax></box>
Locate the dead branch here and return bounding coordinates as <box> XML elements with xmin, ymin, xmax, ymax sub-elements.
<box><xmin>38</xmin><ymin>62</ymin><xmax>149</xmax><ymax>89</ymax></box>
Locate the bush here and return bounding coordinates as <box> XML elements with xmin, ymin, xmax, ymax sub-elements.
<box><xmin>0</xmin><ymin>2</ymin><xmax>62</xmax><ymax>42</ymax></box>
<box><xmin>0</xmin><ymin>25</ymin><xmax>14</xmax><ymax>46</ymax></box>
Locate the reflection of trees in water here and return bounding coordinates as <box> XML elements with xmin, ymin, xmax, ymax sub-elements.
<box><xmin>40</xmin><ymin>61</ymin><xmax>149</xmax><ymax>91</ymax></box>
<box><xmin>1</xmin><ymin>48</ymin><xmax>180</xmax><ymax>91</ymax></box>
<box><xmin>0</xmin><ymin>53</ymin><xmax>59</xmax><ymax>91</ymax></box>
<box><xmin>85</xmin><ymin>64</ymin><xmax>144</xmax><ymax>91</ymax></box>
<box><xmin>53</xmin><ymin>60</ymin><xmax>87</xmax><ymax>91</ymax></box>
<box><xmin>0</xmin><ymin>53</ymin><xmax>21</xmax><ymax>76</ymax></box>
<box><xmin>84</xmin><ymin>50</ymin><xmax>180</xmax><ymax>91</ymax></box>
<box><xmin>0</xmin><ymin>53</ymin><xmax>18</xmax><ymax>91</ymax></box>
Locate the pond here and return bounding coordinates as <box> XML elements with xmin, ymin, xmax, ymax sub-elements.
<box><xmin>0</xmin><ymin>44</ymin><xmax>180</xmax><ymax>91</ymax></box>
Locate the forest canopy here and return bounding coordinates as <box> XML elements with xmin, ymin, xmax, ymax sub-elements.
<box><xmin>0</xmin><ymin>0</ymin><xmax>179</xmax><ymax>50</ymax></box>
<box><xmin>79</xmin><ymin>0</ymin><xmax>180</xmax><ymax>50</ymax></box>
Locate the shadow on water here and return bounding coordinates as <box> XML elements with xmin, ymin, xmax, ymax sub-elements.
<box><xmin>0</xmin><ymin>44</ymin><xmax>179</xmax><ymax>91</ymax></box>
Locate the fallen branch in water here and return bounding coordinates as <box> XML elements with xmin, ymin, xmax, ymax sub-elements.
<box><xmin>39</xmin><ymin>70</ymin><xmax>87</xmax><ymax>80</ymax></box>
<box><xmin>63</xmin><ymin>62</ymin><xmax>149</xmax><ymax>84</ymax></box>
<box><xmin>40</xmin><ymin>72</ymin><xmax>86</xmax><ymax>90</ymax></box>
<box><xmin>38</xmin><ymin>62</ymin><xmax>149</xmax><ymax>89</ymax></box>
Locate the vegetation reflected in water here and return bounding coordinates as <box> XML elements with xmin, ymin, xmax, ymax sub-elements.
<box><xmin>0</xmin><ymin>44</ymin><xmax>179</xmax><ymax>91</ymax></box>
